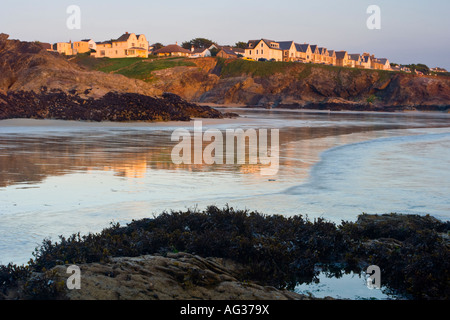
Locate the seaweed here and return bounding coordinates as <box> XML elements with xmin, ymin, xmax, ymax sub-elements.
<box><xmin>1</xmin><ymin>207</ymin><xmax>448</xmax><ymax>300</ymax></box>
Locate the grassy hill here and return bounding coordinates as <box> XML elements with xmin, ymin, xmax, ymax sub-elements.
<box><xmin>73</xmin><ymin>54</ymin><xmax>196</xmax><ymax>82</ymax></box>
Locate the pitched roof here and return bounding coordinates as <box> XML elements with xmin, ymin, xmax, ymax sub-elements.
<box><xmin>335</xmin><ymin>51</ymin><xmax>348</xmax><ymax>59</ymax></box>
<box><xmin>277</xmin><ymin>41</ymin><xmax>294</xmax><ymax>50</ymax></box>
<box><xmin>154</xmin><ymin>44</ymin><xmax>191</xmax><ymax>54</ymax></box>
<box><xmin>220</xmin><ymin>47</ymin><xmax>244</xmax><ymax>55</ymax></box>
<box><xmin>328</xmin><ymin>50</ymin><xmax>335</xmax><ymax>57</ymax></box>
<box><xmin>246</xmin><ymin>39</ymin><xmax>281</xmax><ymax>50</ymax></box>
<box><xmin>115</xmin><ymin>33</ymin><xmax>133</xmax><ymax>42</ymax></box>
<box><xmin>294</xmin><ymin>43</ymin><xmax>310</xmax><ymax>53</ymax></box>
<box><xmin>191</xmin><ymin>47</ymin><xmax>209</xmax><ymax>54</ymax></box>
<box><xmin>348</xmin><ymin>54</ymin><xmax>361</xmax><ymax>61</ymax></box>
<box><xmin>310</xmin><ymin>45</ymin><xmax>318</xmax><ymax>53</ymax></box>
<box><xmin>376</xmin><ymin>58</ymin><xmax>389</xmax><ymax>65</ymax></box>
<box><xmin>318</xmin><ymin>47</ymin><xmax>327</xmax><ymax>55</ymax></box>
<box><xmin>361</xmin><ymin>55</ymin><xmax>371</xmax><ymax>63</ymax></box>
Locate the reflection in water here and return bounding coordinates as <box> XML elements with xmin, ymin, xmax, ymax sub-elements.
<box><xmin>0</xmin><ymin>110</ymin><xmax>449</xmax><ymax>272</ymax></box>
<box><xmin>1</xmin><ymin>116</ymin><xmax>446</xmax><ymax>189</ymax></box>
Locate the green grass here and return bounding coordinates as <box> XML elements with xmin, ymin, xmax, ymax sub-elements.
<box><xmin>74</xmin><ymin>55</ymin><xmax>196</xmax><ymax>82</ymax></box>
<box><xmin>217</xmin><ymin>58</ymin><xmax>295</xmax><ymax>77</ymax></box>
<box><xmin>115</xmin><ymin>58</ymin><xmax>196</xmax><ymax>81</ymax></box>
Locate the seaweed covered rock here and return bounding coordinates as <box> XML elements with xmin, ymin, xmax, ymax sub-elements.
<box><xmin>51</xmin><ymin>253</ymin><xmax>312</xmax><ymax>300</ymax></box>
<box><xmin>0</xmin><ymin>89</ymin><xmax>226</xmax><ymax>121</ymax></box>
<box><xmin>1</xmin><ymin>208</ymin><xmax>448</xmax><ymax>300</ymax></box>
<box><xmin>341</xmin><ymin>213</ymin><xmax>450</xmax><ymax>299</ymax></box>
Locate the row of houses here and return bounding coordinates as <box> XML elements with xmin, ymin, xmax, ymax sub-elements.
<box><xmin>243</xmin><ymin>39</ymin><xmax>392</xmax><ymax>70</ymax></box>
<box><xmin>48</xmin><ymin>33</ymin><xmax>447</xmax><ymax>74</ymax></box>
<box><xmin>50</xmin><ymin>33</ymin><xmax>247</xmax><ymax>60</ymax></box>
<box><xmin>151</xmin><ymin>42</ymin><xmax>245</xmax><ymax>59</ymax></box>
<box><xmin>50</xmin><ymin>32</ymin><xmax>149</xmax><ymax>58</ymax></box>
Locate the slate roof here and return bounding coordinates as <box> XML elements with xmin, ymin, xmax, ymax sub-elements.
<box><xmin>335</xmin><ymin>51</ymin><xmax>348</xmax><ymax>59</ymax></box>
<box><xmin>220</xmin><ymin>47</ymin><xmax>245</xmax><ymax>55</ymax></box>
<box><xmin>246</xmin><ymin>39</ymin><xmax>281</xmax><ymax>50</ymax></box>
<box><xmin>294</xmin><ymin>43</ymin><xmax>310</xmax><ymax>53</ymax></box>
<box><xmin>277</xmin><ymin>41</ymin><xmax>294</xmax><ymax>50</ymax></box>
<box><xmin>348</xmin><ymin>54</ymin><xmax>361</xmax><ymax>61</ymax></box>
<box><xmin>154</xmin><ymin>44</ymin><xmax>191</xmax><ymax>54</ymax></box>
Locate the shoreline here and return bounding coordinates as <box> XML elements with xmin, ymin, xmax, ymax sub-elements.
<box><xmin>205</xmin><ymin>103</ymin><xmax>450</xmax><ymax>114</ymax></box>
<box><xmin>1</xmin><ymin>104</ymin><xmax>449</xmax><ymax>130</ymax></box>
<box><xmin>1</xmin><ymin>209</ymin><xmax>448</xmax><ymax>300</ymax></box>
<box><xmin>0</xmin><ymin>117</ymin><xmax>252</xmax><ymax>129</ymax></box>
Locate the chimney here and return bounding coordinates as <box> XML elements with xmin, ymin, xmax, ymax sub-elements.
<box><xmin>126</xmin><ymin>32</ymin><xmax>129</xmax><ymax>34</ymax></box>
<box><xmin>191</xmin><ymin>45</ymin><xmax>194</xmax><ymax>52</ymax></box>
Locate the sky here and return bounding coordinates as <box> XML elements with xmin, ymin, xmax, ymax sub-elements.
<box><xmin>1</xmin><ymin>0</ymin><xmax>449</xmax><ymax>69</ymax></box>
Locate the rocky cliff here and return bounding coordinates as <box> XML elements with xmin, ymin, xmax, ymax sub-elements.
<box><xmin>0</xmin><ymin>34</ymin><xmax>228</xmax><ymax>121</ymax></box>
<box><xmin>2</xmin><ymin>32</ymin><xmax>449</xmax><ymax>114</ymax></box>
<box><xmin>0</xmin><ymin>33</ymin><xmax>161</xmax><ymax>98</ymax></box>
<box><xmin>149</xmin><ymin>58</ymin><xmax>450</xmax><ymax>111</ymax></box>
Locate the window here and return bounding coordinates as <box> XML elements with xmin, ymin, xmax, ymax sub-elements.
<box><xmin>249</xmin><ymin>50</ymin><xmax>252</xmax><ymax>55</ymax></box>
<box><xmin>256</xmin><ymin>50</ymin><xmax>258</xmax><ymax>54</ymax></box>
<box><xmin>261</xmin><ymin>43</ymin><xmax>263</xmax><ymax>47</ymax></box>
<box><xmin>261</xmin><ymin>50</ymin><xmax>263</xmax><ymax>54</ymax></box>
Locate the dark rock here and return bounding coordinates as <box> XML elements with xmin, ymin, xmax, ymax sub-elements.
<box><xmin>0</xmin><ymin>89</ymin><xmax>224</xmax><ymax>122</ymax></box>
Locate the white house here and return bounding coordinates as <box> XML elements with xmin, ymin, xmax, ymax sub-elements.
<box><xmin>189</xmin><ymin>47</ymin><xmax>211</xmax><ymax>58</ymax></box>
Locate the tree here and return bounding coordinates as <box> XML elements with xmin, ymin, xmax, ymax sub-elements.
<box><xmin>182</xmin><ymin>38</ymin><xmax>216</xmax><ymax>50</ymax></box>
<box><xmin>406</xmin><ymin>63</ymin><xmax>430</xmax><ymax>75</ymax></box>
<box><xmin>151</xmin><ymin>43</ymin><xmax>164</xmax><ymax>51</ymax></box>
<box><xmin>210</xmin><ymin>47</ymin><xmax>219</xmax><ymax>57</ymax></box>
<box><xmin>235</xmin><ymin>41</ymin><xmax>247</xmax><ymax>49</ymax></box>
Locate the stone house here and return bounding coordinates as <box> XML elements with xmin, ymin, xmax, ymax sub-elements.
<box><xmin>294</xmin><ymin>43</ymin><xmax>313</xmax><ymax>62</ymax></box>
<box><xmin>335</xmin><ymin>51</ymin><xmax>349</xmax><ymax>67</ymax></box>
<box><xmin>216</xmin><ymin>47</ymin><xmax>245</xmax><ymax>59</ymax></box>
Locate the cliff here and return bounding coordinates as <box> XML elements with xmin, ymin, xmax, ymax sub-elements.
<box><xmin>148</xmin><ymin>58</ymin><xmax>450</xmax><ymax>111</ymax></box>
<box><xmin>2</xmin><ymin>32</ymin><xmax>449</xmax><ymax>116</ymax></box>
<box><xmin>0</xmin><ymin>34</ymin><xmax>161</xmax><ymax>98</ymax></box>
<box><xmin>0</xmin><ymin>34</ymin><xmax>227</xmax><ymax>121</ymax></box>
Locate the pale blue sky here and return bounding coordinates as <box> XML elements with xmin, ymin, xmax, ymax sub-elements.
<box><xmin>1</xmin><ymin>0</ymin><xmax>449</xmax><ymax>69</ymax></box>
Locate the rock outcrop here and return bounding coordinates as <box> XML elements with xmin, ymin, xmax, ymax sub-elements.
<box><xmin>49</xmin><ymin>253</ymin><xmax>312</xmax><ymax>300</ymax></box>
<box><xmin>0</xmin><ymin>90</ymin><xmax>224</xmax><ymax>121</ymax></box>
<box><xmin>0</xmin><ymin>33</ymin><xmax>160</xmax><ymax>98</ymax></box>
<box><xmin>0</xmin><ymin>34</ymin><xmax>231</xmax><ymax>121</ymax></box>
<box><xmin>149</xmin><ymin>58</ymin><xmax>450</xmax><ymax>111</ymax></box>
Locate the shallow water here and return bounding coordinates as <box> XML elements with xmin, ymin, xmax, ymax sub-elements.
<box><xmin>1</xmin><ymin>109</ymin><xmax>449</xmax><ymax>299</ymax></box>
